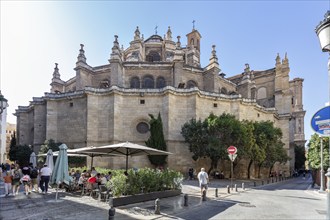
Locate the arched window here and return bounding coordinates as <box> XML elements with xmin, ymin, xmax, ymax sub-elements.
<box><xmin>187</xmin><ymin>80</ymin><xmax>197</xmax><ymax>89</ymax></box>
<box><xmin>190</xmin><ymin>38</ymin><xmax>194</xmax><ymax>46</ymax></box>
<box><xmin>146</xmin><ymin>51</ymin><xmax>161</xmax><ymax>62</ymax></box>
<box><xmin>156</xmin><ymin>77</ymin><xmax>166</xmax><ymax>88</ymax></box>
<box><xmin>130</xmin><ymin>77</ymin><xmax>140</xmax><ymax>88</ymax></box>
<box><xmin>220</xmin><ymin>87</ymin><xmax>227</xmax><ymax>94</ymax></box>
<box><xmin>142</xmin><ymin>75</ymin><xmax>154</xmax><ymax>88</ymax></box>
<box><xmin>257</xmin><ymin>87</ymin><xmax>267</xmax><ymax>99</ymax></box>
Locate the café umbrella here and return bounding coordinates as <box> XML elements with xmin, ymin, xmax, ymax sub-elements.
<box><xmin>50</xmin><ymin>144</ymin><xmax>70</xmax><ymax>201</ymax></box>
<box><xmin>80</xmin><ymin>142</ymin><xmax>172</xmax><ymax>171</ymax></box>
<box><xmin>29</xmin><ymin>152</ymin><xmax>37</xmax><ymax>168</ymax></box>
<box><xmin>45</xmin><ymin>149</ymin><xmax>54</xmax><ymax>172</ymax></box>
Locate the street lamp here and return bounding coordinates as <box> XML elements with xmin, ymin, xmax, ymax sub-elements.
<box><xmin>0</xmin><ymin>91</ymin><xmax>7</xmax><ymax>114</ymax></box>
<box><xmin>315</xmin><ymin>10</ymin><xmax>330</xmax><ymax>220</ymax></box>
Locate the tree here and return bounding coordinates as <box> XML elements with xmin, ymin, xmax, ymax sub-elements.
<box><xmin>8</xmin><ymin>132</ymin><xmax>32</xmax><ymax>167</ymax></box>
<box><xmin>181</xmin><ymin>113</ymin><xmax>245</xmax><ymax>174</ymax></box>
<box><xmin>241</xmin><ymin>120</ymin><xmax>265</xmax><ymax>179</ymax></box>
<box><xmin>294</xmin><ymin>145</ymin><xmax>306</xmax><ymax>170</ymax></box>
<box><xmin>15</xmin><ymin>145</ymin><xmax>33</xmax><ymax>167</ymax></box>
<box><xmin>255</xmin><ymin>121</ymin><xmax>289</xmax><ymax>175</ymax></box>
<box><xmin>8</xmin><ymin>131</ymin><xmax>17</xmax><ymax>161</ymax></box>
<box><xmin>38</xmin><ymin>139</ymin><xmax>86</xmax><ymax>166</ymax></box>
<box><xmin>181</xmin><ymin>118</ymin><xmax>209</xmax><ymax>161</ymax></box>
<box><xmin>207</xmin><ymin>113</ymin><xmax>245</xmax><ymax>174</ymax></box>
<box><xmin>307</xmin><ymin>134</ymin><xmax>329</xmax><ymax>171</ymax></box>
<box><xmin>146</xmin><ymin>113</ymin><xmax>168</xmax><ymax>167</ymax></box>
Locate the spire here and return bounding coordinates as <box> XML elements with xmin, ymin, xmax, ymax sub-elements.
<box><xmin>192</xmin><ymin>20</ymin><xmax>195</xmax><ymax>31</ymax></box>
<box><xmin>207</xmin><ymin>45</ymin><xmax>220</xmax><ymax>70</ymax></box>
<box><xmin>166</xmin><ymin>26</ymin><xmax>172</xmax><ymax>41</ymax></box>
<box><xmin>176</xmin><ymin>36</ymin><xmax>181</xmax><ymax>49</ymax></box>
<box><xmin>110</xmin><ymin>35</ymin><xmax>122</xmax><ymax>62</ymax></box>
<box><xmin>283</xmin><ymin>52</ymin><xmax>289</xmax><ymax>64</ymax></box>
<box><xmin>77</xmin><ymin>44</ymin><xmax>86</xmax><ymax>63</ymax></box>
<box><xmin>134</xmin><ymin>26</ymin><xmax>140</xmax><ymax>40</ymax></box>
<box><xmin>174</xmin><ymin>36</ymin><xmax>184</xmax><ymax>62</ymax></box>
<box><xmin>244</xmin><ymin>63</ymin><xmax>250</xmax><ymax>73</ymax></box>
<box><xmin>112</xmin><ymin>35</ymin><xmax>120</xmax><ymax>51</ymax></box>
<box><xmin>155</xmin><ymin>25</ymin><xmax>158</xmax><ymax>35</ymax></box>
<box><xmin>242</xmin><ymin>64</ymin><xmax>251</xmax><ymax>80</ymax></box>
<box><xmin>209</xmin><ymin>45</ymin><xmax>218</xmax><ymax>62</ymax></box>
<box><xmin>52</xmin><ymin>63</ymin><xmax>60</xmax><ymax>79</ymax></box>
<box><xmin>276</xmin><ymin>53</ymin><xmax>281</xmax><ymax>65</ymax></box>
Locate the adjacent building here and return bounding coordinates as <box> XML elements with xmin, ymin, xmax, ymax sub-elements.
<box><xmin>15</xmin><ymin>26</ymin><xmax>306</xmax><ymax>176</ymax></box>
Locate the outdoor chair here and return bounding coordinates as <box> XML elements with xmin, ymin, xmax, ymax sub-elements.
<box><xmin>98</xmin><ymin>185</ymin><xmax>111</xmax><ymax>202</ymax></box>
<box><xmin>90</xmin><ymin>183</ymin><xmax>100</xmax><ymax>198</ymax></box>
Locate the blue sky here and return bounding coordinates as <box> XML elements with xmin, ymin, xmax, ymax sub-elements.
<box><xmin>1</xmin><ymin>1</ymin><xmax>329</xmax><ymax>144</ymax></box>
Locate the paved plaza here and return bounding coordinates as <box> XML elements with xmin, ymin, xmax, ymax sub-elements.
<box><xmin>0</xmin><ymin>177</ymin><xmax>319</xmax><ymax>220</ymax></box>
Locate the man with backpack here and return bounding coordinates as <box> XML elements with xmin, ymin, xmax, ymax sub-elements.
<box><xmin>29</xmin><ymin>163</ymin><xmax>39</xmax><ymax>192</ymax></box>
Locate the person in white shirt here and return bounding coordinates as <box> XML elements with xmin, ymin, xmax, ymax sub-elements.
<box><xmin>39</xmin><ymin>164</ymin><xmax>52</xmax><ymax>194</ymax></box>
<box><xmin>197</xmin><ymin>167</ymin><xmax>209</xmax><ymax>196</ymax></box>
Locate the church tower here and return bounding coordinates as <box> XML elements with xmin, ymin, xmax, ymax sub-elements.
<box><xmin>185</xmin><ymin>22</ymin><xmax>201</xmax><ymax>67</ymax></box>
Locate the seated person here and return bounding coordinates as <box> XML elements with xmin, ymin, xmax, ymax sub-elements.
<box><xmin>99</xmin><ymin>173</ymin><xmax>107</xmax><ymax>185</ymax></box>
<box><xmin>86</xmin><ymin>174</ymin><xmax>97</xmax><ymax>191</ymax></box>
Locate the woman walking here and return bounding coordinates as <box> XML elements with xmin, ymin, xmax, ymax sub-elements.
<box><xmin>11</xmin><ymin>165</ymin><xmax>22</xmax><ymax>195</ymax></box>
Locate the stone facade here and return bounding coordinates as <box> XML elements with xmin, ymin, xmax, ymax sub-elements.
<box><xmin>5</xmin><ymin>122</ymin><xmax>16</xmax><ymax>161</ymax></box>
<box><xmin>15</xmin><ymin>27</ymin><xmax>306</xmax><ymax>177</ymax></box>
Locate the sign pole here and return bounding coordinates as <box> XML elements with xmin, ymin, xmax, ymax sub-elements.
<box><xmin>231</xmin><ymin>159</ymin><xmax>233</xmax><ymax>189</ymax></box>
<box><xmin>320</xmin><ymin>137</ymin><xmax>325</xmax><ymax>192</ymax></box>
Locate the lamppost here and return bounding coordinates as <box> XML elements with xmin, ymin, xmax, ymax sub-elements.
<box><xmin>0</xmin><ymin>91</ymin><xmax>7</xmax><ymax>114</ymax></box>
<box><xmin>315</xmin><ymin>10</ymin><xmax>330</xmax><ymax>220</ymax></box>
<box><xmin>0</xmin><ymin>90</ymin><xmax>7</xmax><ymax>162</ymax></box>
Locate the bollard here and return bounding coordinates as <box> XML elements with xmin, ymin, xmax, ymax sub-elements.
<box><xmin>108</xmin><ymin>197</ymin><xmax>115</xmax><ymax>220</ymax></box>
<box><xmin>271</xmin><ymin>178</ymin><xmax>274</xmax><ymax>183</ymax></box>
<box><xmin>155</xmin><ymin>198</ymin><xmax>160</xmax><ymax>214</ymax></box>
<box><xmin>183</xmin><ymin>194</ymin><xmax>188</xmax><ymax>206</ymax></box>
<box><xmin>215</xmin><ymin>188</ymin><xmax>218</xmax><ymax>197</ymax></box>
<box><xmin>262</xmin><ymin>180</ymin><xmax>264</xmax><ymax>185</ymax></box>
<box><xmin>227</xmin><ymin>185</ymin><xmax>230</xmax><ymax>194</ymax></box>
<box><xmin>254</xmin><ymin>181</ymin><xmax>256</xmax><ymax>187</ymax></box>
<box><xmin>108</xmin><ymin>207</ymin><xmax>116</xmax><ymax>220</ymax></box>
<box><xmin>267</xmin><ymin>179</ymin><xmax>269</xmax><ymax>184</ymax></box>
<box><xmin>242</xmin><ymin>182</ymin><xmax>245</xmax><ymax>190</ymax></box>
<box><xmin>235</xmin><ymin>184</ymin><xmax>237</xmax><ymax>192</ymax></box>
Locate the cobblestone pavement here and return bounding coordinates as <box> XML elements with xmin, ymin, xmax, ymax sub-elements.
<box><xmin>0</xmin><ymin>177</ymin><xmax>306</xmax><ymax>220</ymax></box>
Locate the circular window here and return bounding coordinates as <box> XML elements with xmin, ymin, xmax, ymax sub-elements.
<box><xmin>136</xmin><ymin>122</ymin><xmax>149</xmax><ymax>134</ymax></box>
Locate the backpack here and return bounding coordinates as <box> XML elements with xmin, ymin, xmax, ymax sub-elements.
<box><xmin>30</xmin><ymin>168</ymin><xmax>38</xmax><ymax>178</ymax></box>
<box><xmin>13</xmin><ymin>171</ymin><xmax>20</xmax><ymax>180</ymax></box>
<box><xmin>22</xmin><ymin>175</ymin><xmax>30</xmax><ymax>182</ymax></box>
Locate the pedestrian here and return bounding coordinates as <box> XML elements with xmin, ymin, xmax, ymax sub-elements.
<box><xmin>3</xmin><ymin>171</ymin><xmax>13</xmax><ymax>196</ymax></box>
<box><xmin>39</xmin><ymin>164</ymin><xmax>52</xmax><ymax>194</ymax></box>
<box><xmin>20</xmin><ymin>173</ymin><xmax>31</xmax><ymax>195</ymax></box>
<box><xmin>29</xmin><ymin>165</ymin><xmax>39</xmax><ymax>192</ymax></box>
<box><xmin>11</xmin><ymin>165</ymin><xmax>22</xmax><ymax>195</ymax></box>
<box><xmin>188</xmin><ymin>167</ymin><xmax>194</xmax><ymax>180</ymax></box>
<box><xmin>197</xmin><ymin>167</ymin><xmax>209</xmax><ymax>197</ymax></box>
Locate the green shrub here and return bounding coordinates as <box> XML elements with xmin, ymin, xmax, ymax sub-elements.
<box><xmin>71</xmin><ymin>166</ymin><xmax>183</xmax><ymax>197</ymax></box>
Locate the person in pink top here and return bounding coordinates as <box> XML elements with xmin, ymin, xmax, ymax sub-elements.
<box><xmin>20</xmin><ymin>173</ymin><xmax>31</xmax><ymax>195</ymax></box>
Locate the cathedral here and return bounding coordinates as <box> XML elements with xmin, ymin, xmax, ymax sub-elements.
<box><xmin>15</xmin><ymin>26</ymin><xmax>306</xmax><ymax>177</ymax></box>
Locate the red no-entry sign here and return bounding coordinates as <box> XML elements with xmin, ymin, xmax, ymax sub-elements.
<box><xmin>227</xmin><ymin>146</ymin><xmax>237</xmax><ymax>155</ymax></box>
